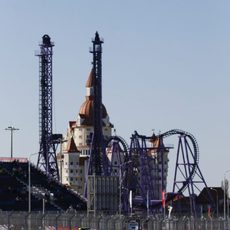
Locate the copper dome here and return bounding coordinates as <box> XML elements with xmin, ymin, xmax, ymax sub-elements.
<box><xmin>79</xmin><ymin>69</ymin><xmax>109</xmax><ymax>126</ymax></box>
<box><xmin>79</xmin><ymin>98</ymin><xmax>108</xmax><ymax>126</ymax></box>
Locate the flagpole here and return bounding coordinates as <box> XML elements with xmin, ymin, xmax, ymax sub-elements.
<box><xmin>147</xmin><ymin>190</ymin><xmax>149</xmax><ymax>218</ymax></box>
<box><xmin>129</xmin><ymin>190</ymin><xmax>132</xmax><ymax>216</ymax></box>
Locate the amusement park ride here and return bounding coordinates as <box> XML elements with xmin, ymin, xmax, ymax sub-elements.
<box><xmin>36</xmin><ymin>32</ymin><xmax>213</xmax><ymax>216</ymax></box>
<box><xmin>36</xmin><ymin>35</ymin><xmax>62</xmax><ymax>180</ymax></box>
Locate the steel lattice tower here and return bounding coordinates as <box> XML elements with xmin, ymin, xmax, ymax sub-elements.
<box><xmin>90</xmin><ymin>32</ymin><xmax>104</xmax><ymax>175</ymax></box>
<box><xmin>36</xmin><ymin>34</ymin><xmax>60</xmax><ymax>180</ymax></box>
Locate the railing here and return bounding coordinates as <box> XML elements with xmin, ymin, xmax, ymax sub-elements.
<box><xmin>0</xmin><ymin>211</ymin><xmax>229</xmax><ymax>230</ymax></box>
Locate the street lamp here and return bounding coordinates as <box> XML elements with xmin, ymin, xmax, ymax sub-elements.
<box><xmin>41</xmin><ymin>193</ymin><xmax>54</xmax><ymax>214</ymax></box>
<box><xmin>211</xmin><ymin>188</ymin><xmax>219</xmax><ymax>218</ymax></box>
<box><xmin>5</xmin><ymin>126</ymin><xmax>19</xmax><ymax>158</ymax></box>
<box><xmin>28</xmin><ymin>152</ymin><xmax>38</xmax><ymax>213</ymax></box>
<box><xmin>224</xmin><ymin>170</ymin><xmax>230</xmax><ymax>219</ymax></box>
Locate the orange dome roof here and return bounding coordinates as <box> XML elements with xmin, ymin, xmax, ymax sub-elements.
<box><xmin>78</xmin><ymin>69</ymin><xmax>112</xmax><ymax>126</ymax></box>
<box><xmin>79</xmin><ymin>98</ymin><xmax>108</xmax><ymax>126</ymax></box>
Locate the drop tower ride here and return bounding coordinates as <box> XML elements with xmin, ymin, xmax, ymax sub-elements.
<box><xmin>36</xmin><ymin>35</ymin><xmax>61</xmax><ymax>180</ymax></box>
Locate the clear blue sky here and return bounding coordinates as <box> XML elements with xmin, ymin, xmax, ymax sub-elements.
<box><xmin>0</xmin><ymin>1</ymin><xmax>229</xmax><ymax>190</ymax></box>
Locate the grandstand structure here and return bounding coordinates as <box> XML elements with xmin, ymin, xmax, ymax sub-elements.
<box><xmin>0</xmin><ymin>157</ymin><xmax>86</xmax><ymax>211</ymax></box>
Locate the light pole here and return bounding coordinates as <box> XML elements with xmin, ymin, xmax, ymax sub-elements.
<box><xmin>42</xmin><ymin>196</ymin><xmax>45</xmax><ymax>215</ymax></box>
<box><xmin>28</xmin><ymin>152</ymin><xmax>38</xmax><ymax>213</ymax></box>
<box><xmin>60</xmin><ymin>159</ymin><xmax>63</xmax><ymax>184</ymax></box>
<box><xmin>118</xmin><ymin>161</ymin><xmax>131</xmax><ymax>217</ymax></box>
<box><xmin>224</xmin><ymin>170</ymin><xmax>230</xmax><ymax>219</ymax></box>
<box><xmin>147</xmin><ymin>190</ymin><xmax>149</xmax><ymax>218</ymax></box>
<box><xmin>59</xmin><ymin>138</ymin><xmax>66</xmax><ymax>184</ymax></box>
<box><xmin>119</xmin><ymin>165</ymin><xmax>122</xmax><ymax>217</ymax></box>
<box><xmin>5</xmin><ymin>126</ymin><xmax>19</xmax><ymax>158</ymax></box>
<box><xmin>211</xmin><ymin>188</ymin><xmax>219</xmax><ymax>218</ymax></box>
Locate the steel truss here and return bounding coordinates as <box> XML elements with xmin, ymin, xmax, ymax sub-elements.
<box><xmin>36</xmin><ymin>35</ymin><xmax>60</xmax><ymax>180</ymax></box>
<box><xmin>160</xmin><ymin>129</ymin><xmax>213</xmax><ymax>216</ymax></box>
<box><xmin>112</xmin><ymin>129</ymin><xmax>213</xmax><ymax>216</ymax></box>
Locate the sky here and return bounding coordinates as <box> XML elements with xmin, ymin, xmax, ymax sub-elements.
<box><xmin>0</xmin><ymin>1</ymin><xmax>230</xmax><ymax>191</ymax></box>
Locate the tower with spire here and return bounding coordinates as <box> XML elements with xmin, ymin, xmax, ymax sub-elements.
<box><xmin>57</xmin><ymin>32</ymin><xmax>119</xmax><ymax>214</ymax></box>
<box><xmin>57</xmin><ymin>68</ymin><xmax>113</xmax><ymax>195</ymax></box>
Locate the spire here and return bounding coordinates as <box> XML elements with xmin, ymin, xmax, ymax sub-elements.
<box><xmin>95</xmin><ymin>31</ymin><xmax>101</xmax><ymax>43</ymax></box>
<box><xmin>86</xmin><ymin>69</ymin><xmax>93</xmax><ymax>99</ymax></box>
<box><xmin>85</xmin><ymin>69</ymin><xmax>93</xmax><ymax>88</ymax></box>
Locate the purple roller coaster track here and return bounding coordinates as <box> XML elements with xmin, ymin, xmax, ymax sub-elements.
<box><xmin>101</xmin><ymin>129</ymin><xmax>214</xmax><ymax>216</ymax></box>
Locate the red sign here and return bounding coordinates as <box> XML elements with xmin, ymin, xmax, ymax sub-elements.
<box><xmin>162</xmin><ymin>190</ymin><xmax>165</xmax><ymax>208</ymax></box>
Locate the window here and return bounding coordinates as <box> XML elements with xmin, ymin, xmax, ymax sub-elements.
<box><xmin>70</xmin><ymin>169</ymin><xmax>73</xmax><ymax>173</ymax></box>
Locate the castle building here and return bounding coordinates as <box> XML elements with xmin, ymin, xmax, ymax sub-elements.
<box><xmin>57</xmin><ymin>69</ymin><xmax>169</xmax><ymax>204</ymax></box>
<box><xmin>57</xmin><ymin>70</ymin><xmax>113</xmax><ymax>195</ymax></box>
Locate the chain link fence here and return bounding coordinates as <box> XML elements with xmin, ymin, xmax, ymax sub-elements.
<box><xmin>0</xmin><ymin>211</ymin><xmax>230</xmax><ymax>230</ymax></box>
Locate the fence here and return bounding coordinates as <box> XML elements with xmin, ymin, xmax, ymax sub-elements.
<box><xmin>0</xmin><ymin>211</ymin><xmax>229</xmax><ymax>230</ymax></box>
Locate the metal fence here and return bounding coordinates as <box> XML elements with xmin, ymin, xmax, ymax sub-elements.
<box><xmin>0</xmin><ymin>211</ymin><xmax>230</xmax><ymax>230</ymax></box>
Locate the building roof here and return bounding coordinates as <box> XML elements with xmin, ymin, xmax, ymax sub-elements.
<box><xmin>66</xmin><ymin>137</ymin><xmax>80</xmax><ymax>153</ymax></box>
<box><xmin>197</xmin><ymin>187</ymin><xmax>224</xmax><ymax>204</ymax></box>
<box><xmin>69</xmin><ymin>121</ymin><xmax>76</xmax><ymax>131</ymax></box>
<box><xmin>78</xmin><ymin>69</ymin><xmax>110</xmax><ymax>126</ymax></box>
<box><xmin>85</xmin><ymin>69</ymin><xmax>93</xmax><ymax>87</ymax></box>
<box><xmin>79</xmin><ymin>99</ymin><xmax>108</xmax><ymax>126</ymax></box>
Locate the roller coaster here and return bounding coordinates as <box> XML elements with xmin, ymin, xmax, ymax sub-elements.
<box><xmin>84</xmin><ymin>32</ymin><xmax>213</xmax><ymax>216</ymax></box>
<box><xmin>106</xmin><ymin>129</ymin><xmax>213</xmax><ymax>216</ymax></box>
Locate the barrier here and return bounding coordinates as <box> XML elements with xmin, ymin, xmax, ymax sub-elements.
<box><xmin>0</xmin><ymin>211</ymin><xmax>229</xmax><ymax>230</ymax></box>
